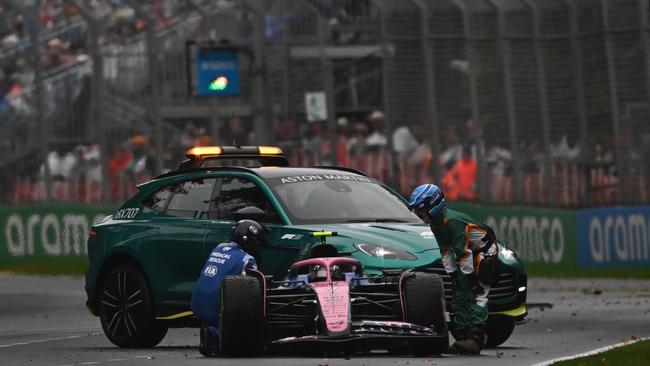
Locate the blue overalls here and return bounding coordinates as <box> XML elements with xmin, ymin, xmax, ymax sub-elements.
<box><xmin>191</xmin><ymin>242</ymin><xmax>257</xmax><ymax>338</ymax></box>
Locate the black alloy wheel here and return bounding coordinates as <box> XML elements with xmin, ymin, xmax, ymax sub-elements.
<box><xmin>98</xmin><ymin>266</ymin><xmax>168</xmax><ymax>348</ymax></box>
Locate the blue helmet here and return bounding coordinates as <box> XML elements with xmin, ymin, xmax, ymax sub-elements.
<box><xmin>407</xmin><ymin>184</ymin><xmax>446</xmax><ymax>218</ymax></box>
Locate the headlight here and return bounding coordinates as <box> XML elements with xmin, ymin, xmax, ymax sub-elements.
<box><xmin>354</xmin><ymin>243</ymin><xmax>417</xmax><ymax>260</ymax></box>
<box><xmin>500</xmin><ymin>246</ymin><xmax>519</xmax><ymax>261</ymax></box>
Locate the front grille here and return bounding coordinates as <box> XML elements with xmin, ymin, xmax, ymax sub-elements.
<box><xmin>424</xmin><ymin>264</ymin><xmax>517</xmax><ymax>301</ymax></box>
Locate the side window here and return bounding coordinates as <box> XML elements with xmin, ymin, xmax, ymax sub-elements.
<box><xmin>165</xmin><ymin>178</ymin><xmax>217</xmax><ymax>219</ymax></box>
<box><xmin>217</xmin><ymin>177</ymin><xmax>281</xmax><ymax>224</ymax></box>
<box><xmin>142</xmin><ymin>185</ymin><xmax>174</xmax><ymax>212</ymax></box>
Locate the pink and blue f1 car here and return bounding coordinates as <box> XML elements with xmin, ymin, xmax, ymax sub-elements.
<box><xmin>217</xmin><ymin>255</ymin><xmax>449</xmax><ymax>356</ymax></box>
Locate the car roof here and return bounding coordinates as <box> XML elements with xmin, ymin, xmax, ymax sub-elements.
<box><xmin>250</xmin><ymin>166</ymin><xmax>369</xmax><ymax>179</ymax></box>
<box><xmin>148</xmin><ymin>166</ymin><xmax>369</xmax><ymax>187</ymax></box>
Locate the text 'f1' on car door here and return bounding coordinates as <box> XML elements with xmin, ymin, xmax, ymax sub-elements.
<box><xmin>138</xmin><ymin>177</ymin><xmax>217</xmax><ymax>302</ymax></box>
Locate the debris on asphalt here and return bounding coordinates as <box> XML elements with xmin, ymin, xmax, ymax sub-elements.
<box><xmin>582</xmin><ymin>287</ymin><xmax>602</xmax><ymax>295</ymax></box>
<box><xmin>496</xmin><ymin>351</ymin><xmax>504</xmax><ymax>358</ymax></box>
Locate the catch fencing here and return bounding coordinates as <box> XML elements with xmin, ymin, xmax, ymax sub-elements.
<box><xmin>1</xmin><ymin>0</ymin><xmax>649</xmax><ymax>208</ymax></box>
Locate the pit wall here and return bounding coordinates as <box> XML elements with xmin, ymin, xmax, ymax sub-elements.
<box><xmin>1</xmin><ymin>204</ymin><xmax>648</xmax><ymax>274</ymax></box>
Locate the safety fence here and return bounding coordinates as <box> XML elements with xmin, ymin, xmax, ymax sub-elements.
<box><xmin>0</xmin><ymin>0</ymin><xmax>649</xmax><ymax>208</ymax></box>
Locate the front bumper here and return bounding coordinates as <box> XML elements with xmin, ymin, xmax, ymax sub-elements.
<box><xmin>421</xmin><ymin>263</ymin><xmax>527</xmax><ymax>318</ymax></box>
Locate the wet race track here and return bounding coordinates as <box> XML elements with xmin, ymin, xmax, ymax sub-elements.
<box><xmin>1</xmin><ymin>274</ymin><xmax>649</xmax><ymax>366</ymax></box>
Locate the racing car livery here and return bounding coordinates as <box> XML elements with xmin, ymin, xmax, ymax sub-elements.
<box><xmin>84</xmin><ymin>146</ymin><xmax>527</xmax><ymax>349</ymax></box>
<box><xmin>215</xmin><ymin>254</ymin><xmax>448</xmax><ymax>356</ymax></box>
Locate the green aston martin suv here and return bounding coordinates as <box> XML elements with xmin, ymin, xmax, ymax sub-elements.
<box><xmin>85</xmin><ymin>146</ymin><xmax>527</xmax><ymax>348</ymax></box>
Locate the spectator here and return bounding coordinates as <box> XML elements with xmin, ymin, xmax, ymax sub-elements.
<box><xmin>129</xmin><ymin>134</ymin><xmax>156</xmax><ymax>183</ymax></box>
<box><xmin>336</xmin><ymin>117</ymin><xmax>350</xmax><ymax>166</ymax></box>
<box><xmin>219</xmin><ymin>117</ymin><xmax>249</xmax><ymax>146</ymax></box>
<box><xmin>347</xmin><ymin>121</ymin><xmax>367</xmax><ymax>161</ymax></box>
<box><xmin>442</xmin><ymin>144</ymin><xmax>477</xmax><ymax>201</ymax></box>
<box><xmin>392</xmin><ymin>124</ymin><xmax>418</xmax><ymax>159</ymax></box>
<box><xmin>365</xmin><ymin>110</ymin><xmax>387</xmax><ymax>148</ymax></box>
<box><xmin>179</xmin><ymin>121</ymin><xmax>199</xmax><ymax>149</ymax></box>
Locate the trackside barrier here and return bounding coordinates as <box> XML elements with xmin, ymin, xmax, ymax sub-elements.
<box><xmin>451</xmin><ymin>203</ymin><xmax>577</xmax><ymax>269</ymax></box>
<box><xmin>577</xmin><ymin>206</ymin><xmax>650</xmax><ymax>267</ymax></box>
<box><xmin>2</xmin><ymin>203</ymin><xmax>648</xmax><ymax>274</ymax></box>
<box><xmin>0</xmin><ymin>205</ymin><xmax>115</xmax><ymax>273</ymax></box>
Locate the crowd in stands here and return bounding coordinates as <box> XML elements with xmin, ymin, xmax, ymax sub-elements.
<box><xmin>1</xmin><ymin>105</ymin><xmax>643</xmax><ymax>207</ymax></box>
<box><xmin>0</xmin><ymin>0</ymin><xmax>227</xmax><ymax>165</ymax></box>
<box><xmin>0</xmin><ymin>1</ymin><xmax>645</xmax><ymax>207</ymax></box>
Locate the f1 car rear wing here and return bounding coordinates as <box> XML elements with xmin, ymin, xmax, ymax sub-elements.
<box><xmin>178</xmin><ymin>146</ymin><xmax>289</xmax><ymax>170</ymax></box>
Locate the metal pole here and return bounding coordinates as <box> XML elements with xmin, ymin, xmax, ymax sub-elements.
<box><xmin>410</xmin><ymin>0</ymin><xmax>441</xmax><ymax>183</ymax></box>
<box><xmin>450</xmin><ymin>0</ymin><xmax>488</xmax><ymax>201</ymax></box>
<box><xmin>298</xmin><ymin>0</ymin><xmax>337</xmax><ymax>165</ymax></box>
<box><xmin>370</xmin><ymin>0</ymin><xmax>396</xmax><ymax>186</ymax></box>
<box><xmin>125</xmin><ymin>0</ymin><xmax>164</xmax><ymax>174</ymax></box>
<box><xmin>524</xmin><ymin>0</ymin><xmax>555</xmax><ymax>206</ymax></box>
<box><xmin>64</xmin><ymin>0</ymin><xmax>110</xmax><ymax>203</ymax></box>
<box><xmin>564</xmin><ymin>0</ymin><xmax>589</xmax><ymax>206</ymax></box>
<box><xmin>639</xmin><ymin>0</ymin><xmax>650</xmax><ymax>203</ymax></box>
<box><xmin>244</xmin><ymin>0</ymin><xmax>273</xmax><ymax>145</ymax></box>
<box><xmin>488</xmin><ymin>0</ymin><xmax>521</xmax><ymax>203</ymax></box>
<box><xmin>600</xmin><ymin>0</ymin><xmax>623</xmax><ymax>204</ymax></box>
<box><xmin>10</xmin><ymin>0</ymin><xmax>51</xmax><ymax>201</ymax></box>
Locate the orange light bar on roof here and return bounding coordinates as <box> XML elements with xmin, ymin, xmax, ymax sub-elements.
<box><xmin>258</xmin><ymin>146</ymin><xmax>283</xmax><ymax>155</ymax></box>
<box><xmin>186</xmin><ymin>146</ymin><xmax>223</xmax><ymax>157</ymax></box>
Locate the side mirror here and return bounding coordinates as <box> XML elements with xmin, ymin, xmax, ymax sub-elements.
<box><xmin>234</xmin><ymin>206</ymin><xmax>266</xmax><ymax>221</ymax></box>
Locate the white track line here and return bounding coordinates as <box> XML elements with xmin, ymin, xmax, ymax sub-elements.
<box><xmin>530</xmin><ymin>336</ymin><xmax>650</xmax><ymax>366</ymax></box>
<box><xmin>0</xmin><ymin>335</ymin><xmax>83</xmax><ymax>348</ymax></box>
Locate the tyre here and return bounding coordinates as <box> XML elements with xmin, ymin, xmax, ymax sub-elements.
<box><xmin>402</xmin><ymin>271</ymin><xmax>449</xmax><ymax>355</ymax></box>
<box><xmin>98</xmin><ymin>265</ymin><xmax>168</xmax><ymax>348</ymax></box>
<box><xmin>485</xmin><ymin>316</ymin><xmax>515</xmax><ymax>347</ymax></box>
<box><xmin>219</xmin><ymin>275</ymin><xmax>265</xmax><ymax>356</ymax></box>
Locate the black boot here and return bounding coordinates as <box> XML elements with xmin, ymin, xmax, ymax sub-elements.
<box><xmin>449</xmin><ymin>327</ymin><xmax>485</xmax><ymax>355</ymax></box>
<box><xmin>199</xmin><ymin>326</ymin><xmax>219</xmax><ymax>357</ymax></box>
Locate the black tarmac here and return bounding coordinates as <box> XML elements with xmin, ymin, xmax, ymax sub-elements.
<box><xmin>0</xmin><ymin>274</ymin><xmax>649</xmax><ymax>366</ymax></box>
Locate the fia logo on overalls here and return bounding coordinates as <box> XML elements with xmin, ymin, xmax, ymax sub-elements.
<box><xmin>204</xmin><ymin>265</ymin><xmax>218</xmax><ymax>277</ymax></box>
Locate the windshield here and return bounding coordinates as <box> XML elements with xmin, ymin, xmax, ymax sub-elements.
<box><xmin>265</xmin><ymin>174</ymin><xmax>422</xmax><ymax>224</ymax></box>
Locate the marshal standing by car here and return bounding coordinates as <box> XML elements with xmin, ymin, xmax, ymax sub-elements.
<box><xmin>84</xmin><ymin>145</ymin><xmax>527</xmax><ymax>350</ymax></box>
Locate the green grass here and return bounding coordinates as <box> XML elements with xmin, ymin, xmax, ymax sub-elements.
<box><xmin>553</xmin><ymin>339</ymin><xmax>650</xmax><ymax>366</ymax></box>
<box><xmin>526</xmin><ymin>264</ymin><xmax>650</xmax><ymax>279</ymax></box>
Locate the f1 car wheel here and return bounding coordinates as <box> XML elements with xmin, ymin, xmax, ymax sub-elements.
<box><xmin>98</xmin><ymin>265</ymin><xmax>168</xmax><ymax>348</ymax></box>
<box><xmin>485</xmin><ymin>316</ymin><xmax>515</xmax><ymax>347</ymax></box>
<box><xmin>403</xmin><ymin>272</ymin><xmax>449</xmax><ymax>356</ymax></box>
<box><xmin>219</xmin><ymin>275</ymin><xmax>264</xmax><ymax>356</ymax></box>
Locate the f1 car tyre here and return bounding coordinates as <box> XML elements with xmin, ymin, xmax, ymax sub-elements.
<box><xmin>485</xmin><ymin>316</ymin><xmax>515</xmax><ymax>347</ymax></box>
<box><xmin>98</xmin><ymin>265</ymin><xmax>168</xmax><ymax>348</ymax></box>
<box><xmin>219</xmin><ymin>275</ymin><xmax>265</xmax><ymax>356</ymax></box>
<box><xmin>403</xmin><ymin>272</ymin><xmax>449</xmax><ymax>355</ymax></box>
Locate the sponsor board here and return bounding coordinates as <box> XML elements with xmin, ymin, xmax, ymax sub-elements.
<box><xmin>577</xmin><ymin>206</ymin><xmax>650</xmax><ymax>266</ymax></box>
<box><xmin>1</xmin><ymin>205</ymin><xmax>115</xmax><ymax>271</ymax></box>
<box><xmin>452</xmin><ymin>203</ymin><xmax>576</xmax><ymax>267</ymax></box>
